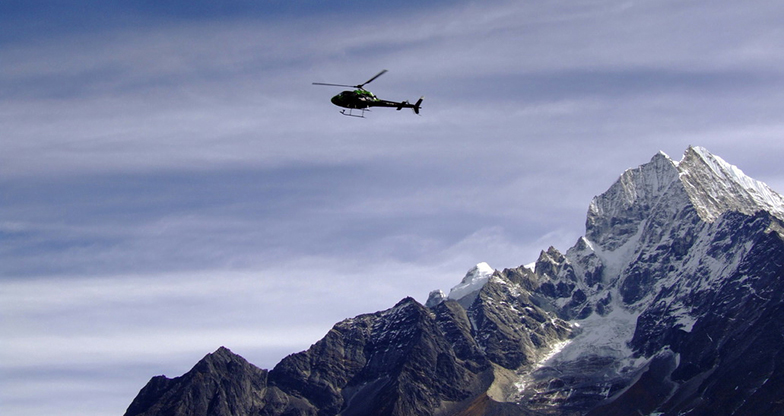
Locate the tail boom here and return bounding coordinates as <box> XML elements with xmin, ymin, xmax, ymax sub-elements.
<box><xmin>371</xmin><ymin>96</ymin><xmax>424</xmax><ymax>115</ymax></box>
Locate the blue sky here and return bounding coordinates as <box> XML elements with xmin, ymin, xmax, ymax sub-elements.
<box><xmin>3</xmin><ymin>1</ymin><xmax>784</xmax><ymax>415</ymax></box>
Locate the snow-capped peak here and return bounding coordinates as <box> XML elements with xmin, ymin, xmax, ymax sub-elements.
<box><xmin>447</xmin><ymin>262</ymin><xmax>495</xmax><ymax>301</ymax></box>
<box><xmin>585</xmin><ymin>150</ymin><xmax>681</xmax><ymax>251</ymax></box>
<box><xmin>586</xmin><ymin>146</ymin><xmax>784</xmax><ymax>252</ymax></box>
<box><xmin>677</xmin><ymin>146</ymin><xmax>784</xmax><ymax>221</ymax></box>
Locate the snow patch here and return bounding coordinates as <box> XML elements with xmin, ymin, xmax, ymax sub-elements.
<box><xmin>535</xmin><ymin>339</ymin><xmax>573</xmax><ymax>369</ymax></box>
<box><xmin>585</xmin><ymin>218</ymin><xmax>645</xmax><ymax>284</ymax></box>
<box><xmin>674</xmin><ymin>311</ymin><xmax>697</xmax><ymax>333</ymax></box>
<box><xmin>557</xmin><ymin>305</ymin><xmax>639</xmax><ymax>364</ymax></box>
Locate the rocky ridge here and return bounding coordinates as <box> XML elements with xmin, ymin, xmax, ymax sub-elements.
<box><xmin>125</xmin><ymin>146</ymin><xmax>784</xmax><ymax>416</ymax></box>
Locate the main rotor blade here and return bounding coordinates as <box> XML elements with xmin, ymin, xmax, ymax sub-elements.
<box><xmin>313</xmin><ymin>70</ymin><xmax>387</xmax><ymax>89</ymax></box>
<box><xmin>312</xmin><ymin>82</ymin><xmax>356</xmax><ymax>88</ymax></box>
<box><xmin>358</xmin><ymin>69</ymin><xmax>388</xmax><ymax>88</ymax></box>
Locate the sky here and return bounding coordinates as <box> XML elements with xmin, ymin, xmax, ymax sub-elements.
<box><xmin>2</xmin><ymin>1</ymin><xmax>784</xmax><ymax>415</ymax></box>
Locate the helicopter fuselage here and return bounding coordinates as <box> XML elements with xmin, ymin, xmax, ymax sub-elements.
<box><xmin>330</xmin><ymin>90</ymin><xmax>378</xmax><ymax>109</ymax></box>
<box><xmin>330</xmin><ymin>89</ymin><xmax>423</xmax><ymax>115</ymax></box>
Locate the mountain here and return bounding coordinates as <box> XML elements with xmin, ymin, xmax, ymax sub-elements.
<box><xmin>125</xmin><ymin>146</ymin><xmax>784</xmax><ymax>416</ymax></box>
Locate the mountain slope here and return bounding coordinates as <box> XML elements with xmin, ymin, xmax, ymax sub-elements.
<box><xmin>124</xmin><ymin>347</ymin><xmax>268</xmax><ymax>416</ymax></box>
<box><xmin>125</xmin><ymin>146</ymin><xmax>784</xmax><ymax>416</ymax></box>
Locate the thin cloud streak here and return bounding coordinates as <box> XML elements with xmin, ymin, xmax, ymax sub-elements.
<box><xmin>4</xmin><ymin>0</ymin><xmax>784</xmax><ymax>176</ymax></box>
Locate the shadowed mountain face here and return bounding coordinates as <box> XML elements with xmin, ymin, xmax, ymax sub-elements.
<box><xmin>125</xmin><ymin>146</ymin><xmax>784</xmax><ymax>416</ymax></box>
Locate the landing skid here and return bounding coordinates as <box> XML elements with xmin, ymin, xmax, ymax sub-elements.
<box><xmin>340</xmin><ymin>108</ymin><xmax>369</xmax><ymax>118</ymax></box>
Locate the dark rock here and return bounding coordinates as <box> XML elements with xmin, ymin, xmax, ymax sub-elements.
<box><xmin>124</xmin><ymin>347</ymin><xmax>269</xmax><ymax>416</ymax></box>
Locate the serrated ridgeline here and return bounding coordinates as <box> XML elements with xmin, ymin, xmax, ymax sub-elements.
<box><xmin>125</xmin><ymin>146</ymin><xmax>784</xmax><ymax>416</ymax></box>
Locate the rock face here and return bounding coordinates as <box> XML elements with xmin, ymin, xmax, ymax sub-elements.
<box><xmin>125</xmin><ymin>146</ymin><xmax>784</xmax><ymax>416</ymax></box>
<box><xmin>125</xmin><ymin>347</ymin><xmax>268</xmax><ymax>416</ymax></box>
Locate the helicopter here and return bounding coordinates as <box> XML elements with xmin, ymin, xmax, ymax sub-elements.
<box><xmin>313</xmin><ymin>70</ymin><xmax>423</xmax><ymax>118</ymax></box>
